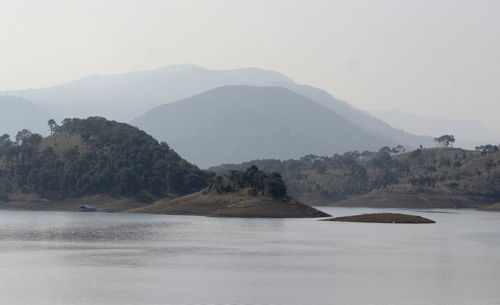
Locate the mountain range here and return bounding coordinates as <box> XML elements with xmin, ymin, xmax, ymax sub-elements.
<box><xmin>1</xmin><ymin>64</ymin><xmax>435</xmax><ymax>166</ymax></box>
<box><xmin>0</xmin><ymin>64</ymin><xmax>291</xmax><ymax>122</ymax></box>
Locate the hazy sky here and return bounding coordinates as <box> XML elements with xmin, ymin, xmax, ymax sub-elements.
<box><xmin>1</xmin><ymin>0</ymin><xmax>499</xmax><ymax>131</ymax></box>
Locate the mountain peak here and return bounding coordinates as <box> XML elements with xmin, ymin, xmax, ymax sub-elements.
<box><xmin>132</xmin><ymin>85</ymin><xmax>391</xmax><ymax>168</ymax></box>
<box><xmin>154</xmin><ymin>64</ymin><xmax>204</xmax><ymax>72</ymax></box>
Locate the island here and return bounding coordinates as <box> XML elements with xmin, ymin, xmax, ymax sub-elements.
<box><xmin>131</xmin><ymin>191</ymin><xmax>329</xmax><ymax>218</ymax></box>
<box><xmin>132</xmin><ymin>165</ymin><xmax>330</xmax><ymax>218</ymax></box>
<box><xmin>321</xmin><ymin>213</ymin><xmax>435</xmax><ymax>223</ymax></box>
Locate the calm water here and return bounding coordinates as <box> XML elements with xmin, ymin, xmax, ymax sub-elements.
<box><xmin>1</xmin><ymin>207</ymin><xmax>500</xmax><ymax>305</ymax></box>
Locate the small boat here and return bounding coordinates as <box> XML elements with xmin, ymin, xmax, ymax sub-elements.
<box><xmin>79</xmin><ymin>205</ymin><xmax>97</xmax><ymax>212</ymax></box>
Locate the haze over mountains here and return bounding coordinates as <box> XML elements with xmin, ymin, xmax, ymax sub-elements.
<box><xmin>0</xmin><ymin>64</ymin><xmax>292</xmax><ymax>122</ymax></box>
<box><xmin>1</xmin><ymin>65</ymin><xmax>432</xmax><ymax>146</ymax></box>
<box><xmin>281</xmin><ymin>84</ymin><xmax>432</xmax><ymax>148</ymax></box>
<box><xmin>370</xmin><ymin>109</ymin><xmax>500</xmax><ymax>148</ymax></box>
<box><xmin>0</xmin><ymin>96</ymin><xmax>55</xmax><ymax>136</ymax></box>
<box><xmin>132</xmin><ymin>86</ymin><xmax>390</xmax><ymax>168</ymax></box>
<box><xmin>0</xmin><ymin>64</ymin><xmax>448</xmax><ymax>167</ymax></box>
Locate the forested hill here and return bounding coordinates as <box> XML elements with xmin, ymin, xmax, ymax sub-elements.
<box><xmin>210</xmin><ymin>146</ymin><xmax>500</xmax><ymax>207</ymax></box>
<box><xmin>0</xmin><ymin>117</ymin><xmax>209</xmax><ymax>200</ymax></box>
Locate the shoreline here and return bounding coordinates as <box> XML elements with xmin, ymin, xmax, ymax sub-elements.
<box><xmin>0</xmin><ymin>192</ymin><xmax>330</xmax><ymax>218</ymax></box>
<box><xmin>1</xmin><ymin>192</ymin><xmax>497</xmax><ymax>216</ymax></box>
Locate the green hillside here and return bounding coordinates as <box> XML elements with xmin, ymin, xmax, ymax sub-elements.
<box><xmin>0</xmin><ymin>117</ymin><xmax>209</xmax><ymax>201</ymax></box>
<box><xmin>211</xmin><ymin>146</ymin><xmax>500</xmax><ymax>207</ymax></box>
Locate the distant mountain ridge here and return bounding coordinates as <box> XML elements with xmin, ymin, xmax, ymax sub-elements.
<box><xmin>370</xmin><ymin>109</ymin><xmax>500</xmax><ymax>148</ymax></box>
<box><xmin>0</xmin><ymin>65</ymin><xmax>293</xmax><ymax>122</ymax></box>
<box><xmin>1</xmin><ymin>64</ymin><xmax>433</xmax><ymax>150</ymax></box>
<box><xmin>281</xmin><ymin>84</ymin><xmax>433</xmax><ymax>148</ymax></box>
<box><xmin>132</xmin><ymin>85</ymin><xmax>393</xmax><ymax>168</ymax></box>
<box><xmin>0</xmin><ymin>96</ymin><xmax>55</xmax><ymax>136</ymax></box>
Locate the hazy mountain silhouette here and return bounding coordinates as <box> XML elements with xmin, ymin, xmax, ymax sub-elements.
<box><xmin>281</xmin><ymin>85</ymin><xmax>433</xmax><ymax>148</ymax></box>
<box><xmin>132</xmin><ymin>86</ymin><xmax>394</xmax><ymax>168</ymax></box>
<box><xmin>370</xmin><ymin>109</ymin><xmax>500</xmax><ymax>148</ymax></box>
<box><xmin>2</xmin><ymin>64</ymin><xmax>432</xmax><ymax>149</ymax></box>
<box><xmin>1</xmin><ymin>65</ymin><xmax>293</xmax><ymax>122</ymax></box>
<box><xmin>0</xmin><ymin>96</ymin><xmax>55</xmax><ymax>137</ymax></box>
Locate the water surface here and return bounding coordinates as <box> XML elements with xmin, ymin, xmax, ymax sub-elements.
<box><xmin>1</xmin><ymin>207</ymin><xmax>499</xmax><ymax>305</ymax></box>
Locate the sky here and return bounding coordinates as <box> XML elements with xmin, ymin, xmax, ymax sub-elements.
<box><xmin>1</xmin><ymin>0</ymin><xmax>499</xmax><ymax>132</ymax></box>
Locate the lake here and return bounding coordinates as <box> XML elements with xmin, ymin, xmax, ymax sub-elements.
<box><xmin>1</xmin><ymin>207</ymin><xmax>499</xmax><ymax>305</ymax></box>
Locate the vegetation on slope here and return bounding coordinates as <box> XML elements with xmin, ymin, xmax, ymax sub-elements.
<box><xmin>206</xmin><ymin>165</ymin><xmax>287</xmax><ymax>198</ymax></box>
<box><xmin>133</xmin><ymin>165</ymin><xmax>330</xmax><ymax>218</ymax></box>
<box><xmin>0</xmin><ymin>117</ymin><xmax>209</xmax><ymax>200</ymax></box>
<box><xmin>211</xmin><ymin>145</ymin><xmax>500</xmax><ymax>206</ymax></box>
<box><xmin>0</xmin><ymin>119</ymin><xmax>326</xmax><ymax>218</ymax></box>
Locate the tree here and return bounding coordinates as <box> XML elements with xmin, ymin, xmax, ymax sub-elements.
<box><xmin>391</xmin><ymin>145</ymin><xmax>406</xmax><ymax>154</ymax></box>
<box><xmin>449</xmin><ymin>135</ymin><xmax>456</xmax><ymax>147</ymax></box>
<box><xmin>47</xmin><ymin>119</ymin><xmax>59</xmax><ymax>135</ymax></box>
<box><xmin>265</xmin><ymin>172</ymin><xmax>287</xmax><ymax>198</ymax></box>
<box><xmin>207</xmin><ymin>166</ymin><xmax>288</xmax><ymax>198</ymax></box>
<box><xmin>485</xmin><ymin>159</ymin><xmax>496</xmax><ymax>176</ymax></box>
<box><xmin>435</xmin><ymin>135</ymin><xmax>456</xmax><ymax>147</ymax></box>
<box><xmin>15</xmin><ymin>129</ymin><xmax>32</xmax><ymax>145</ymax></box>
<box><xmin>475</xmin><ymin>144</ymin><xmax>499</xmax><ymax>155</ymax></box>
<box><xmin>371</xmin><ymin>150</ymin><xmax>392</xmax><ymax>172</ymax></box>
<box><xmin>0</xmin><ymin>134</ymin><xmax>12</xmax><ymax>155</ymax></box>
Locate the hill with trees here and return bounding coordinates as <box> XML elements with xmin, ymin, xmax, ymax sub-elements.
<box><xmin>133</xmin><ymin>165</ymin><xmax>330</xmax><ymax>218</ymax></box>
<box><xmin>0</xmin><ymin>117</ymin><xmax>327</xmax><ymax>217</ymax></box>
<box><xmin>210</xmin><ymin>145</ymin><xmax>500</xmax><ymax>208</ymax></box>
<box><xmin>0</xmin><ymin>117</ymin><xmax>209</xmax><ymax>202</ymax></box>
<box><xmin>132</xmin><ymin>85</ymin><xmax>393</xmax><ymax>168</ymax></box>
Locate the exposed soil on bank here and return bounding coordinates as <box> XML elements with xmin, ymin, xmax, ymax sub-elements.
<box><xmin>0</xmin><ymin>193</ymin><xmax>151</xmax><ymax>212</ymax></box>
<box><xmin>321</xmin><ymin>213</ymin><xmax>435</xmax><ymax>224</ymax></box>
<box><xmin>326</xmin><ymin>192</ymin><xmax>486</xmax><ymax>209</ymax></box>
<box><xmin>130</xmin><ymin>191</ymin><xmax>331</xmax><ymax>218</ymax></box>
<box><xmin>479</xmin><ymin>202</ymin><xmax>500</xmax><ymax>212</ymax></box>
